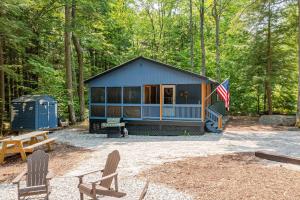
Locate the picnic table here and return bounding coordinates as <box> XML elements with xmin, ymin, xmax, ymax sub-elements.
<box><xmin>0</xmin><ymin>131</ymin><xmax>56</xmax><ymax>164</ymax></box>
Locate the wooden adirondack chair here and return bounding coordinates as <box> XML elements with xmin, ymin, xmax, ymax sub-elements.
<box><xmin>12</xmin><ymin>150</ymin><xmax>54</xmax><ymax>200</ymax></box>
<box><xmin>138</xmin><ymin>181</ymin><xmax>149</xmax><ymax>200</ymax></box>
<box><xmin>101</xmin><ymin>181</ymin><xmax>149</xmax><ymax>200</ymax></box>
<box><xmin>76</xmin><ymin>150</ymin><xmax>126</xmax><ymax>200</ymax></box>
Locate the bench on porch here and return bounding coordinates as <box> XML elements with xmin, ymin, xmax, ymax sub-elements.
<box><xmin>101</xmin><ymin>118</ymin><xmax>126</xmax><ymax>138</ymax></box>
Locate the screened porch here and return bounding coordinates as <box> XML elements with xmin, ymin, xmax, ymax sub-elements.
<box><xmin>89</xmin><ymin>84</ymin><xmax>205</xmax><ymax>121</ymax></box>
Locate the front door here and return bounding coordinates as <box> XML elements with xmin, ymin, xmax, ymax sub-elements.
<box><xmin>162</xmin><ymin>85</ymin><xmax>175</xmax><ymax>118</ymax></box>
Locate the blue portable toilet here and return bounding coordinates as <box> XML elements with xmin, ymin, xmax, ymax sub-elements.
<box><xmin>11</xmin><ymin>95</ymin><xmax>58</xmax><ymax>131</ymax></box>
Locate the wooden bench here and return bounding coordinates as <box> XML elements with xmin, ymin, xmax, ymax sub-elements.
<box><xmin>23</xmin><ymin>138</ymin><xmax>57</xmax><ymax>152</ymax></box>
<box><xmin>101</xmin><ymin>118</ymin><xmax>126</xmax><ymax>138</ymax></box>
<box><xmin>101</xmin><ymin>118</ymin><xmax>125</xmax><ymax>128</ymax></box>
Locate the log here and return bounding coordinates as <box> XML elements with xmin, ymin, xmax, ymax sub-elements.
<box><xmin>255</xmin><ymin>151</ymin><xmax>300</xmax><ymax>166</ymax></box>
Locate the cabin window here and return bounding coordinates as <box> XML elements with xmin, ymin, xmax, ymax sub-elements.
<box><xmin>91</xmin><ymin>87</ymin><xmax>105</xmax><ymax>103</ymax></box>
<box><xmin>176</xmin><ymin>84</ymin><xmax>201</xmax><ymax>104</ymax></box>
<box><xmin>107</xmin><ymin>106</ymin><xmax>121</xmax><ymax>117</ymax></box>
<box><xmin>123</xmin><ymin>87</ymin><xmax>141</xmax><ymax>104</ymax></box>
<box><xmin>123</xmin><ymin>106</ymin><xmax>141</xmax><ymax>118</ymax></box>
<box><xmin>91</xmin><ymin>105</ymin><xmax>105</xmax><ymax>117</ymax></box>
<box><xmin>144</xmin><ymin>85</ymin><xmax>160</xmax><ymax>104</ymax></box>
<box><xmin>107</xmin><ymin>87</ymin><xmax>121</xmax><ymax>103</ymax></box>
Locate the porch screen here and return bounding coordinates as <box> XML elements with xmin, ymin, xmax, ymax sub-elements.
<box><xmin>91</xmin><ymin>87</ymin><xmax>105</xmax><ymax>103</ymax></box>
<box><xmin>123</xmin><ymin>87</ymin><xmax>141</xmax><ymax>104</ymax></box>
<box><xmin>107</xmin><ymin>106</ymin><xmax>121</xmax><ymax>117</ymax></box>
<box><xmin>91</xmin><ymin>105</ymin><xmax>105</xmax><ymax>117</ymax></box>
<box><xmin>176</xmin><ymin>84</ymin><xmax>201</xmax><ymax>104</ymax></box>
<box><xmin>107</xmin><ymin>87</ymin><xmax>121</xmax><ymax>103</ymax></box>
<box><xmin>123</xmin><ymin>106</ymin><xmax>141</xmax><ymax>118</ymax></box>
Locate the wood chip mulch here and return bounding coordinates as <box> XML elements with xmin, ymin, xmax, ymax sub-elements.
<box><xmin>225</xmin><ymin>116</ymin><xmax>290</xmax><ymax>131</ymax></box>
<box><xmin>0</xmin><ymin>143</ymin><xmax>93</xmax><ymax>183</ymax></box>
<box><xmin>139</xmin><ymin>152</ymin><xmax>300</xmax><ymax>200</ymax></box>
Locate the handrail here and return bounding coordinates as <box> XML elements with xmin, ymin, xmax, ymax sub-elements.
<box><xmin>206</xmin><ymin>107</ymin><xmax>223</xmax><ymax>129</ymax></box>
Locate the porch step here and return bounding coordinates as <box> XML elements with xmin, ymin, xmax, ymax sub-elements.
<box><xmin>205</xmin><ymin>120</ymin><xmax>222</xmax><ymax>134</ymax></box>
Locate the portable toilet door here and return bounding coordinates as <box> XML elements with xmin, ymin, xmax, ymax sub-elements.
<box><xmin>38</xmin><ymin>101</ymin><xmax>49</xmax><ymax>129</ymax></box>
<box><xmin>11</xmin><ymin>101</ymin><xmax>36</xmax><ymax>130</ymax></box>
<box><xmin>48</xmin><ymin>101</ymin><xmax>58</xmax><ymax>128</ymax></box>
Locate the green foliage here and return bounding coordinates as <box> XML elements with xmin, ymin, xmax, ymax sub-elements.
<box><xmin>0</xmin><ymin>0</ymin><xmax>298</xmax><ymax>120</ymax></box>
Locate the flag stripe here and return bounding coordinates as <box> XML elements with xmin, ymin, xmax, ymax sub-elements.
<box><xmin>216</xmin><ymin>79</ymin><xmax>230</xmax><ymax>111</ymax></box>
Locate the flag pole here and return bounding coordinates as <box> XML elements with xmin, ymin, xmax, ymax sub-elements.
<box><xmin>205</xmin><ymin>78</ymin><xmax>228</xmax><ymax>101</ymax></box>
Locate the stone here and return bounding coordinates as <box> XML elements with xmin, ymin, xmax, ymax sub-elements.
<box><xmin>259</xmin><ymin>115</ymin><xmax>296</xmax><ymax>126</ymax></box>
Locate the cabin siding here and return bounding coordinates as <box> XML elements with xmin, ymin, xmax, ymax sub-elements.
<box><xmin>88</xmin><ymin>59</ymin><xmax>204</xmax><ymax>87</ymax></box>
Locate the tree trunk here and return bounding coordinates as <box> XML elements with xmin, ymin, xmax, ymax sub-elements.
<box><xmin>257</xmin><ymin>86</ymin><xmax>260</xmax><ymax>115</ymax></box>
<box><xmin>64</xmin><ymin>0</ymin><xmax>76</xmax><ymax>124</ymax></box>
<box><xmin>213</xmin><ymin>0</ymin><xmax>221</xmax><ymax>81</ymax></box>
<box><xmin>72</xmin><ymin>35</ymin><xmax>84</xmax><ymax>121</ymax></box>
<box><xmin>199</xmin><ymin>0</ymin><xmax>206</xmax><ymax>76</ymax></box>
<box><xmin>266</xmin><ymin>0</ymin><xmax>273</xmax><ymax>115</ymax></box>
<box><xmin>296</xmin><ymin>0</ymin><xmax>300</xmax><ymax>126</ymax></box>
<box><xmin>0</xmin><ymin>37</ymin><xmax>4</xmax><ymax>136</ymax></box>
<box><xmin>71</xmin><ymin>0</ymin><xmax>84</xmax><ymax>122</ymax></box>
<box><xmin>189</xmin><ymin>0</ymin><xmax>194</xmax><ymax>68</ymax></box>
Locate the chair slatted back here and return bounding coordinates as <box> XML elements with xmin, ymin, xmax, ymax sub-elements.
<box><xmin>139</xmin><ymin>181</ymin><xmax>149</xmax><ymax>200</ymax></box>
<box><xmin>26</xmin><ymin>150</ymin><xmax>49</xmax><ymax>187</ymax></box>
<box><xmin>100</xmin><ymin>150</ymin><xmax>120</xmax><ymax>188</ymax></box>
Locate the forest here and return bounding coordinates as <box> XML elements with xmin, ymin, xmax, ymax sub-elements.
<box><xmin>0</xmin><ymin>0</ymin><xmax>299</xmax><ymax>131</ymax></box>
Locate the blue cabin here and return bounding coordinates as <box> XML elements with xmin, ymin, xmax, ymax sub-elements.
<box><xmin>85</xmin><ymin>56</ymin><xmax>224</xmax><ymax>135</ymax></box>
<box><xmin>11</xmin><ymin>95</ymin><xmax>58</xmax><ymax>131</ymax></box>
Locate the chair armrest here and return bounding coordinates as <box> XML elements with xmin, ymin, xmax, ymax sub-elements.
<box><xmin>75</xmin><ymin>169</ymin><xmax>104</xmax><ymax>178</ymax></box>
<box><xmin>12</xmin><ymin>170</ymin><xmax>27</xmax><ymax>184</ymax></box>
<box><xmin>46</xmin><ymin>170</ymin><xmax>55</xmax><ymax>180</ymax></box>
<box><xmin>91</xmin><ymin>172</ymin><xmax>118</xmax><ymax>184</ymax></box>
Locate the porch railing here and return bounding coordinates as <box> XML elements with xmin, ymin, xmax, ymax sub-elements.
<box><xmin>206</xmin><ymin>107</ymin><xmax>223</xmax><ymax>129</ymax></box>
<box><xmin>90</xmin><ymin>103</ymin><xmax>202</xmax><ymax>121</ymax></box>
<box><xmin>142</xmin><ymin>104</ymin><xmax>160</xmax><ymax>119</ymax></box>
<box><xmin>162</xmin><ymin>104</ymin><xmax>201</xmax><ymax>120</ymax></box>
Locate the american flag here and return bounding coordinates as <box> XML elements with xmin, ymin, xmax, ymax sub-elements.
<box><xmin>216</xmin><ymin>79</ymin><xmax>230</xmax><ymax>111</ymax></box>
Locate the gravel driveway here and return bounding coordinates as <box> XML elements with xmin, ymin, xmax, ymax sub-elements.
<box><xmin>1</xmin><ymin>129</ymin><xmax>300</xmax><ymax>200</ymax></box>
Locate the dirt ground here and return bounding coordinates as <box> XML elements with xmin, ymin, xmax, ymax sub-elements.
<box><xmin>0</xmin><ymin>143</ymin><xmax>92</xmax><ymax>183</ymax></box>
<box><xmin>139</xmin><ymin>152</ymin><xmax>300</xmax><ymax>200</ymax></box>
<box><xmin>224</xmin><ymin>116</ymin><xmax>291</xmax><ymax>131</ymax></box>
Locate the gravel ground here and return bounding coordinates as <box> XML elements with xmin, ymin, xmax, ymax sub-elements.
<box><xmin>140</xmin><ymin>152</ymin><xmax>300</xmax><ymax>200</ymax></box>
<box><xmin>1</xmin><ymin>129</ymin><xmax>300</xmax><ymax>200</ymax></box>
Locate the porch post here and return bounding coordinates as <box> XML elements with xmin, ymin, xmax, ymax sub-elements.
<box><xmin>160</xmin><ymin>84</ymin><xmax>162</xmax><ymax>121</ymax></box>
<box><xmin>207</xmin><ymin>83</ymin><xmax>211</xmax><ymax>106</ymax></box>
<box><xmin>201</xmin><ymin>81</ymin><xmax>206</xmax><ymax>121</ymax></box>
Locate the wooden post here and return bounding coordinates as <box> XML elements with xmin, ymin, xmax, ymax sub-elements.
<box><xmin>207</xmin><ymin>83</ymin><xmax>211</xmax><ymax>106</ymax></box>
<box><xmin>218</xmin><ymin>115</ymin><xmax>222</xmax><ymax>129</ymax></box>
<box><xmin>16</xmin><ymin>141</ymin><xmax>27</xmax><ymax>161</ymax></box>
<box><xmin>160</xmin><ymin>84</ymin><xmax>163</xmax><ymax>121</ymax></box>
<box><xmin>201</xmin><ymin>82</ymin><xmax>206</xmax><ymax>122</ymax></box>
